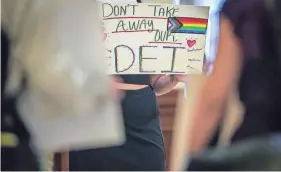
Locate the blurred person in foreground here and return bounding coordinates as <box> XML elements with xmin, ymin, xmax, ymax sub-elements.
<box><xmin>187</xmin><ymin>0</ymin><xmax>281</xmax><ymax>157</ymax></box>
<box><xmin>1</xmin><ymin>0</ymin><xmax>123</xmax><ymax>170</ymax></box>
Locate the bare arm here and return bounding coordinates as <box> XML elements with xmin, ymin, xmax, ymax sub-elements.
<box><xmin>150</xmin><ymin>56</ymin><xmax>210</xmax><ymax>96</ymax></box>
<box><xmin>151</xmin><ymin>75</ymin><xmax>179</xmax><ymax>96</ymax></box>
<box><xmin>188</xmin><ymin>15</ymin><xmax>243</xmax><ymax>154</ymax></box>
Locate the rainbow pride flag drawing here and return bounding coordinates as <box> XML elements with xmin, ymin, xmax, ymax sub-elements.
<box><xmin>167</xmin><ymin>17</ymin><xmax>208</xmax><ymax>34</ymax></box>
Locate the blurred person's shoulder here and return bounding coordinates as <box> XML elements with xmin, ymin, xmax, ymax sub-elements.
<box><xmin>221</xmin><ymin>0</ymin><xmax>266</xmax><ymax>20</ymax></box>
<box><xmin>221</xmin><ymin>0</ymin><xmax>265</xmax><ymax>11</ymax></box>
<box><xmin>220</xmin><ymin>0</ymin><xmax>269</xmax><ymax>40</ymax></box>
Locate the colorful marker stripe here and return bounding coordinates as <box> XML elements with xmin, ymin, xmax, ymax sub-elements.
<box><xmin>167</xmin><ymin>17</ymin><xmax>208</xmax><ymax>34</ymax></box>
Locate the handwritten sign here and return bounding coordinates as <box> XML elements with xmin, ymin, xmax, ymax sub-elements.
<box><xmin>101</xmin><ymin>3</ymin><xmax>209</xmax><ymax>74</ymax></box>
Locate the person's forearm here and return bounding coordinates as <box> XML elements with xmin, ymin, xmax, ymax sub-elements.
<box><xmin>188</xmin><ymin>89</ymin><xmax>225</xmax><ymax>154</ymax></box>
<box><xmin>153</xmin><ymin>75</ymin><xmax>178</xmax><ymax>96</ymax></box>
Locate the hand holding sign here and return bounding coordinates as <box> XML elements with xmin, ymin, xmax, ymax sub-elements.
<box><xmin>174</xmin><ymin>74</ymin><xmax>188</xmax><ymax>83</ymax></box>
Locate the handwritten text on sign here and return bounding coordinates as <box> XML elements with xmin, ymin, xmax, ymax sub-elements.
<box><xmin>102</xmin><ymin>3</ymin><xmax>209</xmax><ymax>74</ymax></box>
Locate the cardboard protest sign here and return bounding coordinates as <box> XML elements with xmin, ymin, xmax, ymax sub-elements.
<box><xmin>101</xmin><ymin>3</ymin><xmax>209</xmax><ymax>74</ymax></box>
